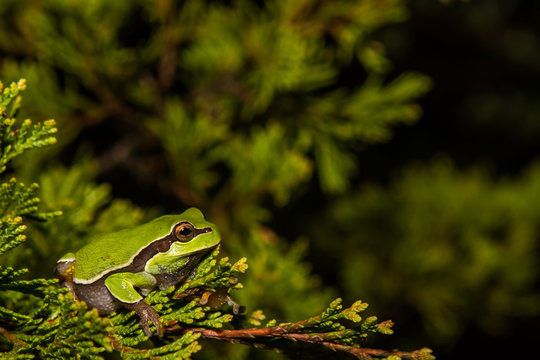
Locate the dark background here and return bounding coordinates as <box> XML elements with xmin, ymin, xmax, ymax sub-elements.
<box><xmin>362</xmin><ymin>1</ymin><xmax>540</xmax><ymax>357</ymax></box>
<box><xmin>1</xmin><ymin>1</ymin><xmax>539</xmax><ymax>359</ymax></box>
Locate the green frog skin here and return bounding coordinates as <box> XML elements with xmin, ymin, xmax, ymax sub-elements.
<box><xmin>55</xmin><ymin>208</ymin><xmax>220</xmax><ymax>337</ymax></box>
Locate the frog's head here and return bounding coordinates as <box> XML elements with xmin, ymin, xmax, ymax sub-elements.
<box><xmin>171</xmin><ymin>207</ymin><xmax>221</xmax><ymax>252</ymax></box>
<box><xmin>144</xmin><ymin>208</ymin><xmax>220</xmax><ymax>275</ymax></box>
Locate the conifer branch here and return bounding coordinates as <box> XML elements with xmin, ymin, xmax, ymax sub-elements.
<box><xmin>173</xmin><ymin>326</ymin><xmax>433</xmax><ymax>360</ymax></box>
<box><xmin>164</xmin><ymin>296</ymin><xmax>435</xmax><ymax>360</ymax></box>
<box><xmin>0</xmin><ymin>79</ymin><xmax>57</xmax><ymax>172</ymax></box>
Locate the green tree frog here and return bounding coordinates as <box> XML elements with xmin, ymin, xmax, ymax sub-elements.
<box><xmin>55</xmin><ymin>208</ymin><xmax>220</xmax><ymax>337</ymax></box>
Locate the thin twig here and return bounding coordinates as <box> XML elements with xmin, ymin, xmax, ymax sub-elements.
<box><xmin>169</xmin><ymin>325</ymin><xmax>431</xmax><ymax>359</ymax></box>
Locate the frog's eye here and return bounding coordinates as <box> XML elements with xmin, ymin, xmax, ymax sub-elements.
<box><xmin>174</xmin><ymin>223</ymin><xmax>195</xmax><ymax>242</ymax></box>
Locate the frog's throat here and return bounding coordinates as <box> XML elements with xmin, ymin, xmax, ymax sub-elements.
<box><xmin>73</xmin><ymin>229</ymin><xmax>217</xmax><ymax>285</ymax></box>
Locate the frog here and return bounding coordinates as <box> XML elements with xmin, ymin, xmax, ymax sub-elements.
<box><xmin>55</xmin><ymin>207</ymin><xmax>220</xmax><ymax>337</ymax></box>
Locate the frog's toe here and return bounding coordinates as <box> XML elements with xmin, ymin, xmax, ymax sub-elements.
<box><xmin>126</xmin><ymin>300</ymin><xmax>163</xmax><ymax>337</ymax></box>
<box><xmin>203</xmin><ymin>286</ymin><xmax>243</xmax><ymax>314</ymax></box>
<box><xmin>146</xmin><ymin>307</ymin><xmax>164</xmax><ymax>337</ymax></box>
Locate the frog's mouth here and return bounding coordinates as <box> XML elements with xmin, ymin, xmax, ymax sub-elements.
<box><xmin>155</xmin><ymin>243</ymin><xmax>220</xmax><ymax>290</ymax></box>
<box><xmin>195</xmin><ymin>243</ymin><xmax>220</xmax><ymax>264</ymax></box>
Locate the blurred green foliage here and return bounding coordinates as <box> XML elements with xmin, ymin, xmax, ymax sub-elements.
<box><xmin>17</xmin><ymin>161</ymin><xmax>148</xmax><ymax>275</ymax></box>
<box><xmin>309</xmin><ymin>159</ymin><xmax>540</xmax><ymax>342</ymax></box>
<box><xmin>0</xmin><ymin>0</ymin><xmax>538</xmax><ymax>359</ymax></box>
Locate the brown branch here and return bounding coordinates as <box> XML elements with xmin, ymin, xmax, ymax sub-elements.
<box><xmin>169</xmin><ymin>326</ymin><xmax>433</xmax><ymax>360</ymax></box>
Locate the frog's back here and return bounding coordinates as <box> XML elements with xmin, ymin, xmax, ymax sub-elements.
<box><xmin>74</xmin><ymin>215</ymin><xmax>179</xmax><ymax>283</ymax></box>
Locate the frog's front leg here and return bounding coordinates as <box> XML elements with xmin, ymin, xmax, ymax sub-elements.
<box><xmin>104</xmin><ymin>272</ymin><xmax>163</xmax><ymax>337</ymax></box>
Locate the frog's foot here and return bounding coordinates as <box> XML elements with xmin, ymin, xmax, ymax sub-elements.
<box><xmin>125</xmin><ymin>300</ymin><xmax>164</xmax><ymax>337</ymax></box>
<box><xmin>200</xmin><ymin>286</ymin><xmax>243</xmax><ymax>314</ymax></box>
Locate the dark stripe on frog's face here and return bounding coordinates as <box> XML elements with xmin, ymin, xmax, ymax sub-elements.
<box><xmin>194</xmin><ymin>227</ymin><xmax>212</xmax><ymax>236</ymax></box>
<box><xmin>173</xmin><ymin>221</ymin><xmax>212</xmax><ymax>241</ymax></box>
<box><xmin>128</xmin><ymin>223</ymin><xmax>213</xmax><ymax>272</ymax></box>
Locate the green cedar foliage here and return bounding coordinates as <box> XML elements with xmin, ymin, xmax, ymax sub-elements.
<box><xmin>0</xmin><ymin>80</ymin><xmax>434</xmax><ymax>359</ymax></box>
